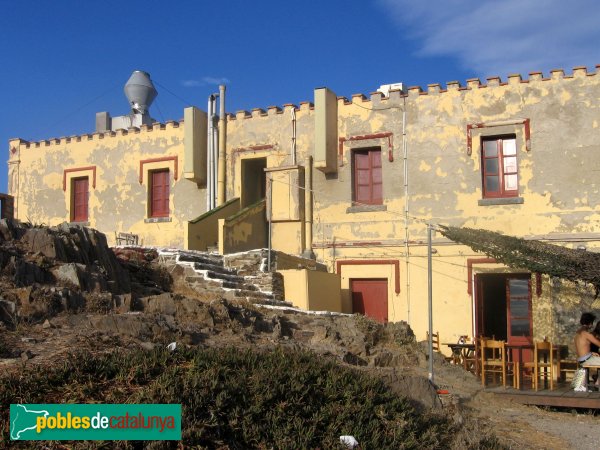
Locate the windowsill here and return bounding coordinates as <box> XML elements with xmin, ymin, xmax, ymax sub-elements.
<box><xmin>144</xmin><ymin>217</ymin><xmax>172</xmax><ymax>223</ymax></box>
<box><xmin>69</xmin><ymin>221</ymin><xmax>90</xmax><ymax>226</ymax></box>
<box><xmin>478</xmin><ymin>197</ymin><xmax>524</xmax><ymax>206</ymax></box>
<box><xmin>346</xmin><ymin>204</ymin><xmax>387</xmax><ymax>213</ymax></box>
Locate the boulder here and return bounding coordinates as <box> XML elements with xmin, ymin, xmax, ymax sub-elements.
<box><xmin>52</xmin><ymin>263</ymin><xmax>82</xmax><ymax>289</ymax></box>
<box><xmin>15</xmin><ymin>223</ymin><xmax>130</xmax><ymax>293</ymax></box>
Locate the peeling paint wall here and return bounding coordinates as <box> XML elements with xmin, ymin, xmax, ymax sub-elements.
<box><xmin>9</xmin><ymin>66</ymin><xmax>600</xmax><ymax>340</ymax></box>
<box><xmin>8</xmin><ymin>122</ymin><xmax>205</xmax><ymax>247</ymax></box>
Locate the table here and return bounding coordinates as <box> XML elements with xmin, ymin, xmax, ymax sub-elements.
<box><xmin>444</xmin><ymin>343</ymin><xmax>476</xmax><ymax>372</ymax></box>
<box><xmin>582</xmin><ymin>356</ymin><xmax>600</xmax><ymax>385</ymax></box>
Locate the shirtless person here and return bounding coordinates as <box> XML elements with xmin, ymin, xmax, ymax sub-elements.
<box><xmin>574</xmin><ymin>312</ymin><xmax>600</xmax><ymax>386</ymax></box>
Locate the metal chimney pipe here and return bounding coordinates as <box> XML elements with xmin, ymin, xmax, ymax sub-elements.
<box><xmin>206</xmin><ymin>95</ymin><xmax>215</xmax><ymax>211</ymax></box>
<box><xmin>217</xmin><ymin>85</ymin><xmax>227</xmax><ymax>206</ymax></box>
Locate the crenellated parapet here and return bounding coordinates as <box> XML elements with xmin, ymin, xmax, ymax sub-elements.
<box><xmin>9</xmin><ymin>64</ymin><xmax>600</xmax><ymax>148</ymax></box>
<box><xmin>9</xmin><ymin>120</ymin><xmax>185</xmax><ymax>150</ymax></box>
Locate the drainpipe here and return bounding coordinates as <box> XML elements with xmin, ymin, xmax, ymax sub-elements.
<box><xmin>217</xmin><ymin>84</ymin><xmax>227</xmax><ymax>206</ymax></box>
<box><xmin>291</xmin><ymin>107</ymin><xmax>297</xmax><ymax>165</ymax></box>
<box><xmin>206</xmin><ymin>94</ymin><xmax>215</xmax><ymax>211</ymax></box>
<box><xmin>402</xmin><ymin>97</ymin><xmax>411</xmax><ymax>325</ymax></box>
<box><xmin>303</xmin><ymin>156</ymin><xmax>314</xmax><ymax>258</ymax></box>
<box><xmin>212</xmin><ymin>97</ymin><xmax>218</xmax><ymax>209</ymax></box>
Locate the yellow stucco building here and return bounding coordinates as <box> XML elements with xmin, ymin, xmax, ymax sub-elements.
<box><xmin>8</xmin><ymin>66</ymin><xmax>600</xmax><ymax>350</ymax></box>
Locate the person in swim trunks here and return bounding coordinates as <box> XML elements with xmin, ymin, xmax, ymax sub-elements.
<box><xmin>575</xmin><ymin>312</ymin><xmax>600</xmax><ymax>387</ymax></box>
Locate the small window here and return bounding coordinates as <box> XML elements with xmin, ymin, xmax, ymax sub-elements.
<box><xmin>352</xmin><ymin>147</ymin><xmax>382</xmax><ymax>205</ymax></box>
<box><xmin>481</xmin><ymin>136</ymin><xmax>518</xmax><ymax>198</ymax></box>
<box><xmin>150</xmin><ymin>169</ymin><xmax>170</xmax><ymax>217</ymax></box>
<box><xmin>71</xmin><ymin>177</ymin><xmax>89</xmax><ymax>222</ymax></box>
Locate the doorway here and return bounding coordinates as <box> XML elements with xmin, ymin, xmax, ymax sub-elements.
<box><xmin>475</xmin><ymin>273</ymin><xmax>532</xmax><ymax>361</ymax></box>
<box><xmin>241</xmin><ymin>157</ymin><xmax>267</xmax><ymax>208</ymax></box>
<box><xmin>351</xmin><ymin>279</ymin><xmax>388</xmax><ymax>323</ymax></box>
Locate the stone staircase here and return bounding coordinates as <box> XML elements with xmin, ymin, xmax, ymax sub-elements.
<box><xmin>157</xmin><ymin>249</ymin><xmax>292</xmax><ymax>307</ymax></box>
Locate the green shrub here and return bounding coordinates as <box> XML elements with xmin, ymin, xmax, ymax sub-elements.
<box><xmin>0</xmin><ymin>347</ymin><xmax>502</xmax><ymax>449</ymax></box>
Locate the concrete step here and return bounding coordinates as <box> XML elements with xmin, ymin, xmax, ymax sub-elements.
<box><xmin>206</xmin><ymin>270</ymin><xmax>245</xmax><ymax>284</ymax></box>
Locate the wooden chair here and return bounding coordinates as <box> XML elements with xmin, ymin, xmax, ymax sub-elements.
<box><xmin>426</xmin><ymin>331</ymin><xmax>453</xmax><ymax>363</ymax></box>
<box><xmin>462</xmin><ymin>337</ymin><xmax>480</xmax><ymax>376</ymax></box>
<box><xmin>480</xmin><ymin>338</ymin><xmax>518</xmax><ymax>388</ymax></box>
<box><xmin>522</xmin><ymin>340</ymin><xmax>554</xmax><ymax>391</ymax></box>
<box><xmin>555</xmin><ymin>345</ymin><xmax>577</xmax><ymax>383</ymax></box>
<box><xmin>558</xmin><ymin>359</ymin><xmax>578</xmax><ymax>383</ymax></box>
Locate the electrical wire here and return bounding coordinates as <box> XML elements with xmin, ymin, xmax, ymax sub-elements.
<box><xmin>154</xmin><ymin>80</ymin><xmax>194</xmax><ymax>107</ymax></box>
<box><xmin>47</xmin><ymin>82</ymin><xmax>121</xmax><ymax>130</ymax></box>
<box><xmin>153</xmin><ymin>97</ymin><xmax>166</xmax><ymax>123</ymax></box>
<box><xmin>345</xmin><ymin>98</ymin><xmax>405</xmax><ymax>112</ymax></box>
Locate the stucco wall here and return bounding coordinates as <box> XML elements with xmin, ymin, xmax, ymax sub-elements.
<box><xmin>279</xmin><ymin>269</ymin><xmax>341</xmax><ymax>312</ymax></box>
<box><xmin>8</xmin><ymin>122</ymin><xmax>205</xmax><ymax>247</ymax></box>
<box><xmin>221</xmin><ymin>199</ymin><xmax>267</xmax><ymax>254</ymax></box>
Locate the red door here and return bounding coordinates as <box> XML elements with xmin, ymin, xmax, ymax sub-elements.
<box><xmin>151</xmin><ymin>170</ymin><xmax>169</xmax><ymax>217</ymax></box>
<box><xmin>506</xmin><ymin>277</ymin><xmax>533</xmax><ymax>363</ymax></box>
<box><xmin>72</xmin><ymin>177</ymin><xmax>88</xmax><ymax>222</ymax></box>
<box><xmin>351</xmin><ymin>279</ymin><xmax>388</xmax><ymax>323</ymax></box>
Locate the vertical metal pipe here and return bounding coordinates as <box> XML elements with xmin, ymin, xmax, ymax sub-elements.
<box><xmin>428</xmin><ymin>223</ymin><xmax>434</xmax><ymax>383</ymax></box>
<box><xmin>212</xmin><ymin>104</ymin><xmax>218</xmax><ymax>209</ymax></box>
<box><xmin>291</xmin><ymin>108</ymin><xmax>297</xmax><ymax>165</ymax></box>
<box><xmin>206</xmin><ymin>95</ymin><xmax>214</xmax><ymax>211</ymax></box>
<box><xmin>304</xmin><ymin>156</ymin><xmax>313</xmax><ymax>256</ymax></box>
<box><xmin>402</xmin><ymin>98</ymin><xmax>411</xmax><ymax>325</ymax></box>
<box><xmin>267</xmin><ymin>174</ymin><xmax>273</xmax><ymax>271</ymax></box>
<box><xmin>217</xmin><ymin>85</ymin><xmax>227</xmax><ymax>206</ymax></box>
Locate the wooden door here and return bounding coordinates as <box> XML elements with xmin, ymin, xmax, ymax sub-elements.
<box><xmin>506</xmin><ymin>277</ymin><xmax>533</xmax><ymax>363</ymax></box>
<box><xmin>351</xmin><ymin>279</ymin><xmax>388</xmax><ymax>323</ymax></box>
<box><xmin>72</xmin><ymin>177</ymin><xmax>88</xmax><ymax>222</ymax></box>
<box><xmin>151</xmin><ymin>170</ymin><xmax>170</xmax><ymax>217</ymax></box>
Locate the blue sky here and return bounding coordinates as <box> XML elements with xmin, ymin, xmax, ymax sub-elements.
<box><xmin>2</xmin><ymin>0</ymin><xmax>600</xmax><ymax>191</ymax></box>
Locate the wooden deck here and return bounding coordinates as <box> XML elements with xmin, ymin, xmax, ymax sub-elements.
<box><xmin>486</xmin><ymin>383</ymin><xmax>600</xmax><ymax>409</ymax></box>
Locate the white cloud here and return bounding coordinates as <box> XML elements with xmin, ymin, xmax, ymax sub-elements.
<box><xmin>181</xmin><ymin>76</ymin><xmax>230</xmax><ymax>88</ymax></box>
<box><xmin>378</xmin><ymin>0</ymin><xmax>600</xmax><ymax>78</ymax></box>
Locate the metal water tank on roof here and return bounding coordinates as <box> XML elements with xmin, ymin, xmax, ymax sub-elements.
<box><xmin>124</xmin><ymin>70</ymin><xmax>158</xmax><ymax>115</ymax></box>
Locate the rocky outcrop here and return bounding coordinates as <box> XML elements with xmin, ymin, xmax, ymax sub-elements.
<box><xmin>0</xmin><ymin>220</ymin><xmax>130</xmax><ymax>294</ymax></box>
<box><xmin>21</xmin><ymin>223</ymin><xmax>130</xmax><ymax>293</ymax></box>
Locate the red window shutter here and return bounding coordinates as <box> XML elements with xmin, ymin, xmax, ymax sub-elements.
<box><xmin>72</xmin><ymin>177</ymin><xmax>88</xmax><ymax>222</ymax></box>
<box><xmin>353</xmin><ymin>148</ymin><xmax>382</xmax><ymax>205</ymax></box>
<box><xmin>151</xmin><ymin>170</ymin><xmax>169</xmax><ymax>217</ymax></box>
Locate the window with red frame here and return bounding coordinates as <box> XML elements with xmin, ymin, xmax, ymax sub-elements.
<box><xmin>71</xmin><ymin>177</ymin><xmax>89</xmax><ymax>222</ymax></box>
<box><xmin>150</xmin><ymin>169</ymin><xmax>170</xmax><ymax>217</ymax></box>
<box><xmin>481</xmin><ymin>136</ymin><xmax>518</xmax><ymax>198</ymax></box>
<box><xmin>352</xmin><ymin>147</ymin><xmax>382</xmax><ymax>205</ymax></box>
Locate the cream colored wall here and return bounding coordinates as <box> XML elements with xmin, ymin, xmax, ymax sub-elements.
<box><xmin>278</xmin><ymin>269</ymin><xmax>342</xmax><ymax>312</ymax></box>
<box><xmin>279</xmin><ymin>269</ymin><xmax>309</xmax><ymax>309</ymax></box>
<box><xmin>186</xmin><ymin>198</ymin><xmax>240</xmax><ymax>251</ymax></box>
<box><xmin>8</xmin><ymin>122</ymin><xmax>205</xmax><ymax>248</ymax></box>
<box><xmin>338</xmin><ymin>262</ymin><xmax>401</xmax><ymax>317</ymax></box>
<box><xmin>306</xmin><ymin>270</ymin><xmax>342</xmax><ymax>312</ymax></box>
<box><xmin>221</xmin><ymin>199</ymin><xmax>267</xmax><ymax>254</ymax></box>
